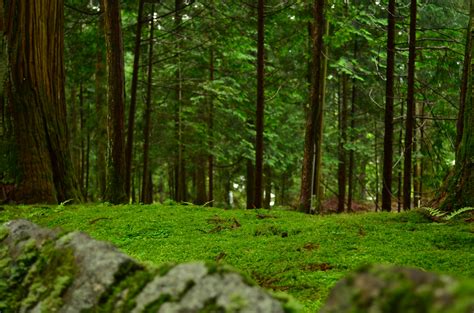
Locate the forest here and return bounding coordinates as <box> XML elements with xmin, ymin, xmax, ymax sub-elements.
<box><xmin>0</xmin><ymin>0</ymin><xmax>473</xmax><ymax>312</ymax></box>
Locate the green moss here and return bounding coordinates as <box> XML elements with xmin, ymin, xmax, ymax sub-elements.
<box><xmin>0</xmin><ymin>225</ymin><xmax>8</xmax><ymax>241</ymax></box>
<box><xmin>143</xmin><ymin>294</ymin><xmax>172</xmax><ymax>313</ymax></box>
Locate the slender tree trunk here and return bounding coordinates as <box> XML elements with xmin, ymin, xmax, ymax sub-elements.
<box><xmin>264</xmin><ymin>166</ymin><xmax>272</xmax><ymax>209</ymax></box>
<box><xmin>95</xmin><ymin>7</ymin><xmax>107</xmax><ymax>200</ymax></box>
<box><xmin>403</xmin><ymin>0</ymin><xmax>416</xmax><ymax>211</ymax></box>
<box><xmin>254</xmin><ymin>0</ymin><xmax>265</xmax><ymax>209</ymax></box>
<box><xmin>4</xmin><ymin>0</ymin><xmax>81</xmax><ymax>204</ymax></box>
<box><xmin>79</xmin><ymin>83</ymin><xmax>85</xmax><ymax>195</ymax></box>
<box><xmin>374</xmin><ymin>120</ymin><xmax>380</xmax><ymax>212</ymax></box>
<box><xmin>338</xmin><ymin>74</ymin><xmax>348</xmax><ymax>213</ymax></box>
<box><xmin>246</xmin><ymin>159</ymin><xmax>255</xmax><ymax>209</ymax></box>
<box><xmin>299</xmin><ymin>0</ymin><xmax>325</xmax><ymax>213</ymax></box>
<box><xmin>397</xmin><ymin>98</ymin><xmax>404</xmax><ymax>212</ymax></box>
<box><xmin>382</xmin><ymin>0</ymin><xmax>397</xmax><ymax>212</ymax></box>
<box><xmin>195</xmin><ymin>156</ymin><xmax>207</xmax><ymax>205</ymax></box>
<box><xmin>141</xmin><ymin>5</ymin><xmax>155</xmax><ymax>204</ymax></box>
<box><xmin>413</xmin><ymin>101</ymin><xmax>423</xmax><ymax>207</ymax></box>
<box><xmin>348</xmin><ymin>74</ymin><xmax>357</xmax><ymax>212</ymax></box>
<box><xmin>125</xmin><ymin>0</ymin><xmax>145</xmax><ymax>200</ymax></box>
<box><xmin>103</xmin><ymin>0</ymin><xmax>127</xmax><ymax>203</ymax></box>
<box><xmin>208</xmin><ymin>1</ymin><xmax>215</xmax><ymax>207</ymax></box>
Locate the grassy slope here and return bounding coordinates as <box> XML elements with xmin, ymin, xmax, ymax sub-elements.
<box><xmin>1</xmin><ymin>204</ymin><xmax>473</xmax><ymax>312</ymax></box>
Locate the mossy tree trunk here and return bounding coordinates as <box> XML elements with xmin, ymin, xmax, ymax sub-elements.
<box><xmin>440</xmin><ymin>0</ymin><xmax>474</xmax><ymax>210</ymax></box>
<box><xmin>103</xmin><ymin>0</ymin><xmax>127</xmax><ymax>204</ymax></box>
<box><xmin>2</xmin><ymin>0</ymin><xmax>81</xmax><ymax>204</ymax></box>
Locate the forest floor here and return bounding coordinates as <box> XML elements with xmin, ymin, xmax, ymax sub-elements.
<box><xmin>1</xmin><ymin>204</ymin><xmax>473</xmax><ymax>312</ymax></box>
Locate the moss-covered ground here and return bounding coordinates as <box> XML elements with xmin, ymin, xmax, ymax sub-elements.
<box><xmin>0</xmin><ymin>204</ymin><xmax>473</xmax><ymax>312</ymax></box>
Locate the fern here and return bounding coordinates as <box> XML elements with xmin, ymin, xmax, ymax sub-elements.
<box><xmin>423</xmin><ymin>207</ymin><xmax>474</xmax><ymax>221</ymax></box>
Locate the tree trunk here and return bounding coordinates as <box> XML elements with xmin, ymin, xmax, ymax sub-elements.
<box><xmin>4</xmin><ymin>0</ymin><xmax>81</xmax><ymax>204</ymax></box>
<box><xmin>254</xmin><ymin>0</ymin><xmax>265</xmax><ymax>209</ymax></box>
<box><xmin>348</xmin><ymin>73</ymin><xmax>357</xmax><ymax>212</ymax></box>
<box><xmin>195</xmin><ymin>156</ymin><xmax>207</xmax><ymax>205</ymax></box>
<box><xmin>141</xmin><ymin>5</ymin><xmax>154</xmax><ymax>204</ymax></box>
<box><xmin>95</xmin><ymin>7</ymin><xmax>107</xmax><ymax>200</ymax></box>
<box><xmin>439</xmin><ymin>0</ymin><xmax>474</xmax><ymax>210</ymax></box>
<box><xmin>125</xmin><ymin>0</ymin><xmax>145</xmax><ymax>200</ymax></box>
<box><xmin>208</xmin><ymin>47</ymin><xmax>215</xmax><ymax>206</ymax></box>
<box><xmin>382</xmin><ymin>0</ymin><xmax>396</xmax><ymax>212</ymax></box>
<box><xmin>246</xmin><ymin>159</ymin><xmax>255</xmax><ymax>209</ymax></box>
<box><xmin>299</xmin><ymin>0</ymin><xmax>326</xmax><ymax>213</ymax></box>
<box><xmin>337</xmin><ymin>74</ymin><xmax>348</xmax><ymax>213</ymax></box>
<box><xmin>264</xmin><ymin>166</ymin><xmax>272</xmax><ymax>209</ymax></box>
<box><xmin>103</xmin><ymin>0</ymin><xmax>127</xmax><ymax>204</ymax></box>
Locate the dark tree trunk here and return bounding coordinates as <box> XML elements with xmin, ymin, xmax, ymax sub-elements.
<box><xmin>208</xmin><ymin>46</ymin><xmax>215</xmax><ymax>206</ymax></box>
<box><xmin>195</xmin><ymin>156</ymin><xmax>207</xmax><ymax>205</ymax></box>
<box><xmin>382</xmin><ymin>0</ymin><xmax>396</xmax><ymax>212</ymax></box>
<box><xmin>254</xmin><ymin>0</ymin><xmax>265</xmax><ymax>209</ymax></box>
<box><xmin>348</xmin><ymin>73</ymin><xmax>357</xmax><ymax>212</ymax></box>
<box><xmin>95</xmin><ymin>7</ymin><xmax>107</xmax><ymax>200</ymax></box>
<box><xmin>246</xmin><ymin>159</ymin><xmax>255</xmax><ymax>209</ymax></box>
<box><xmin>299</xmin><ymin>0</ymin><xmax>325</xmax><ymax>213</ymax></box>
<box><xmin>125</xmin><ymin>0</ymin><xmax>145</xmax><ymax>200</ymax></box>
<box><xmin>4</xmin><ymin>0</ymin><xmax>81</xmax><ymax>204</ymax></box>
<box><xmin>403</xmin><ymin>0</ymin><xmax>416</xmax><ymax>211</ymax></box>
<box><xmin>397</xmin><ymin>98</ymin><xmax>404</xmax><ymax>212</ymax></box>
<box><xmin>337</xmin><ymin>74</ymin><xmax>348</xmax><ymax>213</ymax></box>
<box><xmin>141</xmin><ymin>5</ymin><xmax>154</xmax><ymax>204</ymax></box>
<box><xmin>103</xmin><ymin>0</ymin><xmax>127</xmax><ymax>203</ymax></box>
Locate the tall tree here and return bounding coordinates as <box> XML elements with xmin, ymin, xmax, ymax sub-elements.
<box><xmin>382</xmin><ymin>0</ymin><xmax>396</xmax><ymax>212</ymax></box>
<box><xmin>337</xmin><ymin>74</ymin><xmax>348</xmax><ymax>213</ymax></box>
<box><xmin>141</xmin><ymin>4</ymin><xmax>155</xmax><ymax>204</ymax></box>
<box><xmin>125</xmin><ymin>0</ymin><xmax>145</xmax><ymax>200</ymax></box>
<box><xmin>2</xmin><ymin>0</ymin><xmax>81</xmax><ymax>204</ymax></box>
<box><xmin>254</xmin><ymin>0</ymin><xmax>265</xmax><ymax>209</ymax></box>
<box><xmin>103</xmin><ymin>0</ymin><xmax>127</xmax><ymax>203</ymax></box>
<box><xmin>299</xmin><ymin>0</ymin><xmax>326</xmax><ymax>213</ymax></box>
<box><xmin>403</xmin><ymin>0</ymin><xmax>417</xmax><ymax>211</ymax></box>
<box><xmin>440</xmin><ymin>0</ymin><xmax>474</xmax><ymax>210</ymax></box>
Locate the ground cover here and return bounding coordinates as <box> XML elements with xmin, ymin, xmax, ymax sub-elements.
<box><xmin>1</xmin><ymin>204</ymin><xmax>472</xmax><ymax>312</ymax></box>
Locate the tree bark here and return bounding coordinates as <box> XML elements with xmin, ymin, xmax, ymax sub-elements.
<box><xmin>103</xmin><ymin>0</ymin><xmax>127</xmax><ymax>204</ymax></box>
<box><xmin>141</xmin><ymin>5</ymin><xmax>155</xmax><ymax>204</ymax></box>
<box><xmin>254</xmin><ymin>0</ymin><xmax>265</xmax><ymax>209</ymax></box>
<box><xmin>439</xmin><ymin>0</ymin><xmax>474</xmax><ymax>210</ymax></box>
<box><xmin>246</xmin><ymin>159</ymin><xmax>255</xmax><ymax>209</ymax></box>
<box><xmin>403</xmin><ymin>0</ymin><xmax>416</xmax><ymax>211</ymax></box>
<box><xmin>95</xmin><ymin>6</ymin><xmax>107</xmax><ymax>200</ymax></box>
<box><xmin>337</xmin><ymin>74</ymin><xmax>348</xmax><ymax>213</ymax></box>
<box><xmin>299</xmin><ymin>0</ymin><xmax>325</xmax><ymax>213</ymax></box>
<box><xmin>4</xmin><ymin>0</ymin><xmax>81</xmax><ymax>204</ymax></box>
<box><xmin>125</xmin><ymin>0</ymin><xmax>145</xmax><ymax>200</ymax></box>
<box><xmin>382</xmin><ymin>0</ymin><xmax>396</xmax><ymax>212</ymax></box>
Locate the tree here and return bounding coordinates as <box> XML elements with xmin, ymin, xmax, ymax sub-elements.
<box><xmin>141</xmin><ymin>4</ymin><xmax>155</xmax><ymax>204</ymax></box>
<box><xmin>2</xmin><ymin>0</ymin><xmax>81</xmax><ymax>204</ymax></box>
<box><xmin>382</xmin><ymin>0</ymin><xmax>396</xmax><ymax>212</ymax></box>
<box><xmin>254</xmin><ymin>0</ymin><xmax>265</xmax><ymax>209</ymax></box>
<box><xmin>299</xmin><ymin>0</ymin><xmax>326</xmax><ymax>213</ymax></box>
<box><xmin>403</xmin><ymin>0</ymin><xmax>417</xmax><ymax>211</ymax></box>
<box><xmin>439</xmin><ymin>0</ymin><xmax>474</xmax><ymax>210</ymax></box>
<box><xmin>125</xmin><ymin>0</ymin><xmax>145</xmax><ymax>200</ymax></box>
<box><xmin>103</xmin><ymin>0</ymin><xmax>127</xmax><ymax>203</ymax></box>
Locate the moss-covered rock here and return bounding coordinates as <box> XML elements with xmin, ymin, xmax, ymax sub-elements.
<box><xmin>320</xmin><ymin>264</ymin><xmax>474</xmax><ymax>313</ymax></box>
<box><xmin>0</xmin><ymin>220</ymin><xmax>288</xmax><ymax>313</ymax></box>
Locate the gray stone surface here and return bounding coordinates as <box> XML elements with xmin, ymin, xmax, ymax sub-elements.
<box><xmin>1</xmin><ymin>219</ymin><xmax>288</xmax><ymax>313</ymax></box>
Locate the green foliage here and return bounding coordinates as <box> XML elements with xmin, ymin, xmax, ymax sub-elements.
<box><xmin>424</xmin><ymin>207</ymin><xmax>474</xmax><ymax>221</ymax></box>
<box><xmin>1</xmin><ymin>204</ymin><xmax>473</xmax><ymax>312</ymax></box>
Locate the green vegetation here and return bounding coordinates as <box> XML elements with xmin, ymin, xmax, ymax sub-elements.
<box><xmin>1</xmin><ymin>204</ymin><xmax>472</xmax><ymax>312</ymax></box>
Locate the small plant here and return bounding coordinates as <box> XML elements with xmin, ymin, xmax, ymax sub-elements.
<box><xmin>424</xmin><ymin>207</ymin><xmax>474</xmax><ymax>221</ymax></box>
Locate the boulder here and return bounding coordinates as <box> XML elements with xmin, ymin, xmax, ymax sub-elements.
<box><xmin>320</xmin><ymin>264</ymin><xmax>474</xmax><ymax>313</ymax></box>
<box><xmin>0</xmin><ymin>219</ymin><xmax>290</xmax><ymax>313</ymax></box>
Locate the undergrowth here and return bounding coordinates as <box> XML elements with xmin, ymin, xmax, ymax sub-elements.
<box><xmin>0</xmin><ymin>204</ymin><xmax>473</xmax><ymax>312</ymax></box>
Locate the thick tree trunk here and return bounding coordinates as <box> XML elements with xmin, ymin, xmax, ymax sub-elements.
<box><xmin>4</xmin><ymin>0</ymin><xmax>81</xmax><ymax>204</ymax></box>
<box><xmin>299</xmin><ymin>0</ymin><xmax>325</xmax><ymax>213</ymax></box>
<box><xmin>125</xmin><ymin>0</ymin><xmax>145</xmax><ymax>200</ymax></box>
<box><xmin>440</xmin><ymin>0</ymin><xmax>474</xmax><ymax>210</ymax></box>
<box><xmin>103</xmin><ymin>0</ymin><xmax>127</xmax><ymax>204</ymax></box>
<box><xmin>403</xmin><ymin>0</ymin><xmax>416</xmax><ymax>211</ymax></box>
<box><xmin>254</xmin><ymin>0</ymin><xmax>265</xmax><ymax>209</ymax></box>
<box><xmin>382</xmin><ymin>0</ymin><xmax>396</xmax><ymax>212</ymax></box>
<box><xmin>141</xmin><ymin>6</ymin><xmax>154</xmax><ymax>204</ymax></box>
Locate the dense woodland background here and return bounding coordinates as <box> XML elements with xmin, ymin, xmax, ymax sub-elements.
<box><xmin>0</xmin><ymin>0</ymin><xmax>473</xmax><ymax>212</ymax></box>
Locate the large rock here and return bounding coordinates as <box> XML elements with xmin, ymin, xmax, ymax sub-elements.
<box><xmin>320</xmin><ymin>264</ymin><xmax>474</xmax><ymax>313</ymax></box>
<box><xmin>0</xmin><ymin>220</ymin><xmax>291</xmax><ymax>313</ymax></box>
